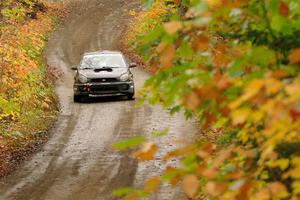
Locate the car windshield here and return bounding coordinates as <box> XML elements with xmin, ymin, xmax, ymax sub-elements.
<box><xmin>80</xmin><ymin>54</ymin><xmax>126</xmax><ymax>69</ymax></box>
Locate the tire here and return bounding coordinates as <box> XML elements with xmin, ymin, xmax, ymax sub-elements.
<box><xmin>127</xmin><ymin>93</ymin><xmax>135</xmax><ymax>100</ymax></box>
<box><xmin>73</xmin><ymin>95</ymin><xmax>82</xmax><ymax>103</ymax></box>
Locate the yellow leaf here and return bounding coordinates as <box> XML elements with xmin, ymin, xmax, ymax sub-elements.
<box><xmin>144</xmin><ymin>177</ymin><xmax>160</xmax><ymax>192</ymax></box>
<box><xmin>267</xmin><ymin>159</ymin><xmax>289</xmax><ymax>170</ymax></box>
<box><xmin>251</xmin><ymin>111</ymin><xmax>265</xmax><ymax>123</ymax></box>
<box><xmin>292</xmin><ymin>181</ymin><xmax>300</xmax><ymax>195</ymax></box>
<box><xmin>265</xmin><ymin>78</ymin><xmax>283</xmax><ymax>95</ymax></box>
<box><xmin>237</xmin><ymin>129</ymin><xmax>249</xmax><ymax>143</ymax></box>
<box><xmin>164</xmin><ymin>21</ymin><xmax>182</xmax><ymax>35</ymax></box>
<box><xmin>231</xmin><ymin>108</ymin><xmax>251</xmax><ymax>125</ymax></box>
<box><xmin>205</xmin><ymin>0</ymin><xmax>223</xmax><ymax>8</ymax></box>
<box><xmin>128</xmin><ymin>10</ymin><xmax>136</xmax><ymax>16</ymax></box>
<box><xmin>229</xmin><ymin>79</ymin><xmax>264</xmax><ymax>109</ymax></box>
<box><xmin>286</xmin><ymin>82</ymin><xmax>300</xmax><ymax>100</ymax></box>
<box><xmin>244</xmin><ymin>79</ymin><xmax>264</xmax><ymax>100</ymax></box>
<box><xmin>183</xmin><ymin>175</ymin><xmax>199</xmax><ymax>198</ymax></box>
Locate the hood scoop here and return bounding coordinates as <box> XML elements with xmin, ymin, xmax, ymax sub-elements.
<box><xmin>94</xmin><ymin>68</ymin><xmax>113</xmax><ymax>72</ymax></box>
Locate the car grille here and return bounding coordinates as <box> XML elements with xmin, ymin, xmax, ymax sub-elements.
<box><xmin>91</xmin><ymin>78</ymin><xmax>118</xmax><ymax>83</ymax></box>
<box><xmin>90</xmin><ymin>84</ymin><xmax>129</xmax><ymax>93</ymax></box>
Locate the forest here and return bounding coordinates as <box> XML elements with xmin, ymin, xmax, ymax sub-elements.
<box><xmin>0</xmin><ymin>0</ymin><xmax>300</xmax><ymax>199</ymax></box>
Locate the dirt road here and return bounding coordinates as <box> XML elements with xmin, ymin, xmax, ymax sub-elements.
<box><xmin>0</xmin><ymin>0</ymin><xmax>197</xmax><ymax>199</ymax></box>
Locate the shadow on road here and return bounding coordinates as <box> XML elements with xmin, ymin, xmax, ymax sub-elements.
<box><xmin>77</xmin><ymin>96</ymin><xmax>135</xmax><ymax>104</ymax></box>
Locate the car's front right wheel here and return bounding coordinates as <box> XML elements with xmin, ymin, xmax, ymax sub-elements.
<box><xmin>127</xmin><ymin>93</ymin><xmax>135</xmax><ymax>100</ymax></box>
<box><xmin>74</xmin><ymin>95</ymin><xmax>82</xmax><ymax>103</ymax></box>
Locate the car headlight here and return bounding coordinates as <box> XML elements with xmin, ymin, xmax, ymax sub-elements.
<box><xmin>120</xmin><ymin>73</ymin><xmax>130</xmax><ymax>81</ymax></box>
<box><xmin>79</xmin><ymin>74</ymin><xmax>89</xmax><ymax>83</ymax></box>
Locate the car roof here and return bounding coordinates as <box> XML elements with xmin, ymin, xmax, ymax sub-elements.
<box><xmin>83</xmin><ymin>51</ymin><xmax>123</xmax><ymax>57</ymax></box>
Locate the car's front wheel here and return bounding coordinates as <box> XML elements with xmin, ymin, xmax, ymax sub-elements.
<box><xmin>74</xmin><ymin>95</ymin><xmax>83</xmax><ymax>103</ymax></box>
<box><xmin>127</xmin><ymin>93</ymin><xmax>135</xmax><ymax>100</ymax></box>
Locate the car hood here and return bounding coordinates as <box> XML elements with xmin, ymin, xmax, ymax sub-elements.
<box><xmin>78</xmin><ymin>68</ymin><xmax>128</xmax><ymax>79</ymax></box>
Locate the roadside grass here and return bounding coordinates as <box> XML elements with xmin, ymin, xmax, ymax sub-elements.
<box><xmin>0</xmin><ymin>2</ymin><xmax>64</xmax><ymax>177</ymax></box>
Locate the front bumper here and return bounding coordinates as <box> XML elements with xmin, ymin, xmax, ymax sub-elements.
<box><xmin>73</xmin><ymin>81</ymin><xmax>134</xmax><ymax>96</ymax></box>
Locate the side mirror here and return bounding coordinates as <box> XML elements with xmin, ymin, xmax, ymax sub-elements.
<box><xmin>129</xmin><ymin>63</ymin><xmax>137</xmax><ymax>68</ymax></box>
<box><xmin>71</xmin><ymin>66</ymin><xmax>78</xmax><ymax>70</ymax></box>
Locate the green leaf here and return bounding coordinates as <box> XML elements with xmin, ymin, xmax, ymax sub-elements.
<box><xmin>112</xmin><ymin>137</ymin><xmax>146</xmax><ymax>150</ymax></box>
<box><xmin>112</xmin><ymin>187</ymin><xmax>134</xmax><ymax>196</ymax></box>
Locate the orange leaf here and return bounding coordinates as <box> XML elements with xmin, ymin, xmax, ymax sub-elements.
<box><xmin>197</xmin><ymin>143</ymin><xmax>215</xmax><ymax>158</ymax></box>
<box><xmin>268</xmin><ymin>182</ymin><xmax>289</xmax><ymax>198</ymax></box>
<box><xmin>279</xmin><ymin>1</ymin><xmax>289</xmax><ymax>17</ymax></box>
<box><xmin>289</xmin><ymin>109</ymin><xmax>300</xmax><ymax>121</ymax></box>
<box><xmin>165</xmin><ymin>166</ymin><xmax>181</xmax><ymax>186</ymax></box>
<box><xmin>164</xmin><ymin>21</ymin><xmax>182</xmax><ymax>35</ymax></box>
<box><xmin>212</xmin><ymin>145</ymin><xmax>234</xmax><ymax>168</ymax></box>
<box><xmin>160</xmin><ymin>44</ymin><xmax>175</xmax><ymax>69</ymax></box>
<box><xmin>213</xmin><ymin>44</ymin><xmax>230</xmax><ymax>68</ymax></box>
<box><xmin>124</xmin><ymin>194</ymin><xmax>137</xmax><ymax>200</ymax></box>
<box><xmin>183</xmin><ymin>175</ymin><xmax>199</xmax><ymax>198</ymax></box>
<box><xmin>184</xmin><ymin>90</ymin><xmax>201</xmax><ymax>111</ymax></box>
<box><xmin>204</xmin><ymin>181</ymin><xmax>226</xmax><ymax>197</ymax></box>
<box><xmin>193</xmin><ymin>36</ymin><xmax>209</xmax><ymax>52</ymax></box>
<box><xmin>202</xmin><ymin>168</ymin><xmax>218</xmax><ymax>179</ymax></box>
<box><xmin>254</xmin><ymin>188</ymin><xmax>270</xmax><ymax>200</ymax></box>
<box><xmin>289</xmin><ymin>48</ymin><xmax>300</xmax><ymax>64</ymax></box>
<box><xmin>132</xmin><ymin>143</ymin><xmax>158</xmax><ymax>161</ymax></box>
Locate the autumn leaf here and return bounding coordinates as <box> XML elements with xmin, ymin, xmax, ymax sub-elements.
<box><xmin>204</xmin><ymin>181</ymin><xmax>226</xmax><ymax>197</ymax></box>
<box><xmin>193</xmin><ymin>36</ymin><xmax>209</xmax><ymax>52</ymax></box>
<box><xmin>205</xmin><ymin>0</ymin><xmax>223</xmax><ymax>8</ymax></box>
<box><xmin>268</xmin><ymin>182</ymin><xmax>289</xmax><ymax>198</ymax></box>
<box><xmin>183</xmin><ymin>175</ymin><xmax>199</xmax><ymax>198</ymax></box>
<box><xmin>229</xmin><ymin>79</ymin><xmax>264</xmax><ymax>109</ymax></box>
<box><xmin>201</xmin><ymin>168</ymin><xmax>218</xmax><ymax>179</ymax></box>
<box><xmin>184</xmin><ymin>90</ymin><xmax>201</xmax><ymax>111</ymax></box>
<box><xmin>159</xmin><ymin>44</ymin><xmax>175</xmax><ymax>69</ymax></box>
<box><xmin>132</xmin><ymin>142</ymin><xmax>158</xmax><ymax>161</ymax></box>
<box><xmin>290</xmin><ymin>109</ymin><xmax>300</xmax><ymax>121</ymax></box>
<box><xmin>213</xmin><ymin>44</ymin><xmax>230</xmax><ymax>68</ymax></box>
<box><xmin>289</xmin><ymin>48</ymin><xmax>300</xmax><ymax>64</ymax></box>
<box><xmin>253</xmin><ymin>188</ymin><xmax>270</xmax><ymax>200</ymax></box>
<box><xmin>164</xmin><ymin>21</ymin><xmax>182</xmax><ymax>35</ymax></box>
<box><xmin>163</xmin><ymin>166</ymin><xmax>181</xmax><ymax>186</ymax></box>
<box><xmin>267</xmin><ymin>159</ymin><xmax>289</xmax><ymax>170</ymax></box>
<box><xmin>128</xmin><ymin>10</ymin><xmax>136</xmax><ymax>16</ymax></box>
<box><xmin>279</xmin><ymin>1</ymin><xmax>289</xmax><ymax>17</ymax></box>
<box><xmin>144</xmin><ymin>177</ymin><xmax>160</xmax><ymax>192</ymax></box>
<box><xmin>230</xmin><ymin>108</ymin><xmax>251</xmax><ymax>125</ymax></box>
<box><xmin>124</xmin><ymin>194</ymin><xmax>137</xmax><ymax>200</ymax></box>
<box><xmin>196</xmin><ymin>143</ymin><xmax>215</xmax><ymax>158</ymax></box>
<box><xmin>265</xmin><ymin>78</ymin><xmax>283</xmax><ymax>95</ymax></box>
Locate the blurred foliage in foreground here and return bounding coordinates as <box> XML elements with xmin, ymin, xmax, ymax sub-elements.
<box><xmin>0</xmin><ymin>0</ymin><xmax>62</xmax><ymax>175</ymax></box>
<box><xmin>119</xmin><ymin>0</ymin><xmax>300</xmax><ymax>199</ymax></box>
